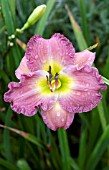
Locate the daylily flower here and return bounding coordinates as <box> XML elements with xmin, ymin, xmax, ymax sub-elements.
<box><xmin>4</xmin><ymin>33</ymin><xmax>106</xmax><ymax>131</ymax></box>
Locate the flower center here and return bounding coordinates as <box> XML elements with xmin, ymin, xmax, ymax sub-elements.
<box><xmin>46</xmin><ymin>66</ymin><xmax>61</xmax><ymax>92</ymax></box>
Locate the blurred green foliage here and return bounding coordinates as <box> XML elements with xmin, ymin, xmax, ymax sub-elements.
<box><xmin>0</xmin><ymin>0</ymin><xmax>109</xmax><ymax>170</ymax></box>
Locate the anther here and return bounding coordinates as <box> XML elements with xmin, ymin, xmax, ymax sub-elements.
<box><xmin>55</xmin><ymin>73</ymin><xmax>59</xmax><ymax>79</ymax></box>
<box><xmin>46</xmin><ymin>66</ymin><xmax>61</xmax><ymax>92</ymax></box>
<box><xmin>46</xmin><ymin>75</ymin><xmax>49</xmax><ymax>85</ymax></box>
<box><xmin>48</xmin><ymin>66</ymin><xmax>51</xmax><ymax>74</ymax></box>
<box><xmin>47</xmin><ymin>65</ymin><xmax>52</xmax><ymax>82</ymax></box>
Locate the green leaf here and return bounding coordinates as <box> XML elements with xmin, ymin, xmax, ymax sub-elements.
<box><xmin>103</xmin><ymin>52</ymin><xmax>109</xmax><ymax>79</ymax></box>
<box><xmin>8</xmin><ymin>0</ymin><xmax>16</xmax><ymax>23</ymax></box>
<box><xmin>16</xmin><ymin>159</ymin><xmax>32</xmax><ymax>170</ymax></box>
<box><xmin>4</xmin><ymin>107</ymin><xmax>13</xmax><ymax>162</ymax></box>
<box><xmin>70</xmin><ymin>158</ymin><xmax>81</xmax><ymax>170</ymax></box>
<box><xmin>1</xmin><ymin>0</ymin><xmax>21</xmax><ymax>68</ymax></box>
<box><xmin>50</xmin><ymin>134</ymin><xmax>62</xmax><ymax>169</ymax></box>
<box><xmin>103</xmin><ymin>167</ymin><xmax>109</xmax><ymax>170</ymax></box>
<box><xmin>1</xmin><ymin>0</ymin><xmax>15</xmax><ymax>35</ymax></box>
<box><xmin>86</xmin><ymin>125</ymin><xmax>109</xmax><ymax>170</ymax></box>
<box><xmin>0</xmin><ymin>124</ymin><xmax>45</xmax><ymax>149</ymax></box>
<box><xmin>58</xmin><ymin>128</ymin><xmax>71</xmax><ymax>170</ymax></box>
<box><xmin>65</xmin><ymin>5</ymin><xmax>87</xmax><ymax>50</ymax></box>
<box><xmin>0</xmin><ymin>158</ymin><xmax>18</xmax><ymax>170</ymax></box>
<box><xmin>97</xmin><ymin>101</ymin><xmax>107</xmax><ymax>131</ymax></box>
<box><xmin>78</xmin><ymin>0</ymin><xmax>89</xmax><ymax>44</ymax></box>
<box><xmin>87</xmin><ymin>109</ymin><xmax>100</xmax><ymax>155</ymax></box>
<box><xmin>78</xmin><ymin>126</ymin><xmax>87</xmax><ymax>169</ymax></box>
<box><xmin>35</xmin><ymin>115</ymin><xmax>47</xmax><ymax>144</ymax></box>
<box><xmin>66</xmin><ymin>5</ymin><xmax>109</xmax><ymax>169</ymax></box>
<box><xmin>0</xmin><ymin>70</ymin><xmax>10</xmax><ymax>84</ymax></box>
<box><xmin>34</xmin><ymin>0</ymin><xmax>56</xmax><ymax>36</ymax></box>
<box><xmin>102</xmin><ymin>76</ymin><xmax>109</xmax><ymax>86</ymax></box>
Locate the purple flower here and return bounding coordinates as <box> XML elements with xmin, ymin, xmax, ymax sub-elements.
<box><xmin>4</xmin><ymin>33</ymin><xmax>106</xmax><ymax>131</ymax></box>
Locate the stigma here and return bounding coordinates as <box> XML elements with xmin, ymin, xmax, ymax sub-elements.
<box><xmin>46</xmin><ymin>66</ymin><xmax>61</xmax><ymax>92</ymax></box>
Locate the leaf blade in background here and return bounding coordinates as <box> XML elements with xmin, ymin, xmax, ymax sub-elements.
<box><xmin>87</xmin><ymin>109</ymin><xmax>100</xmax><ymax>156</ymax></box>
<box><xmin>86</xmin><ymin>125</ymin><xmax>109</xmax><ymax>170</ymax></box>
<box><xmin>1</xmin><ymin>0</ymin><xmax>15</xmax><ymax>35</ymax></box>
<box><xmin>65</xmin><ymin>5</ymin><xmax>87</xmax><ymax>51</ymax></box>
<box><xmin>34</xmin><ymin>0</ymin><xmax>56</xmax><ymax>36</ymax></box>
<box><xmin>4</xmin><ymin>107</ymin><xmax>13</xmax><ymax>162</ymax></box>
<box><xmin>0</xmin><ymin>158</ymin><xmax>18</xmax><ymax>170</ymax></box>
<box><xmin>66</xmin><ymin>4</ymin><xmax>109</xmax><ymax>170</ymax></box>
<box><xmin>58</xmin><ymin>128</ymin><xmax>71</xmax><ymax>170</ymax></box>
<box><xmin>78</xmin><ymin>126</ymin><xmax>87</xmax><ymax>169</ymax></box>
<box><xmin>8</xmin><ymin>0</ymin><xmax>16</xmax><ymax>23</ymax></box>
<box><xmin>1</xmin><ymin>0</ymin><xmax>21</xmax><ymax>68</ymax></box>
<box><xmin>78</xmin><ymin>0</ymin><xmax>89</xmax><ymax>44</ymax></box>
<box><xmin>0</xmin><ymin>124</ymin><xmax>45</xmax><ymax>149</ymax></box>
<box><xmin>16</xmin><ymin>159</ymin><xmax>32</xmax><ymax>170</ymax></box>
<box><xmin>70</xmin><ymin>158</ymin><xmax>81</xmax><ymax>170</ymax></box>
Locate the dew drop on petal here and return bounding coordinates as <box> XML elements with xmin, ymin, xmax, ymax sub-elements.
<box><xmin>42</xmin><ymin>104</ymin><xmax>47</xmax><ymax>111</ymax></box>
<box><xmin>43</xmin><ymin>116</ymin><xmax>46</xmax><ymax>120</ymax></box>
<box><xmin>61</xmin><ymin>118</ymin><xmax>64</xmax><ymax>122</ymax></box>
<box><xmin>57</xmin><ymin>112</ymin><xmax>60</xmax><ymax>117</ymax></box>
<box><xmin>77</xmin><ymin>92</ymin><xmax>81</xmax><ymax>95</ymax></box>
<box><xmin>88</xmin><ymin>57</ymin><xmax>91</xmax><ymax>61</ymax></box>
<box><xmin>41</xmin><ymin>57</ymin><xmax>47</xmax><ymax>64</ymax></box>
<box><xmin>86</xmin><ymin>83</ymin><xmax>89</xmax><ymax>87</ymax></box>
<box><xmin>35</xmin><ymin>55</ymin><xmax>38</xmax><ymax>59</ymax></box>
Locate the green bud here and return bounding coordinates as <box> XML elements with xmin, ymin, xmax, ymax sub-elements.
<box><xmin>16</xmin><ymin>4</ymin><xmax>46</xmax><ymax>33</ymax></box>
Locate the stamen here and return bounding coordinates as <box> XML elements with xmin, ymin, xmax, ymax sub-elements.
<box><xmin>46</xmin><ymin>66</ymin><xmax>61</xmax><ymax>92</ymax></box>
<box><xmin>48</xmin><ymin>66</ymin><xmax>51</xmax><ymax>74</ymax></box>
<box><xmin>47</xmin><ymin>65</ymin><xmax>52</xmax><ymax>83</ymax></box>
<box><xmin>55</xmin><ymin>73</ymin><xmax>59</xmax><ymax>79</ymax></box>
<box><xmin>55</xmin><ymin>73</ymin><xmax>59</xmax><ymax>87</ymax></box>
<box><xmin>46</xmin><ymin>75</ymin><xmax>49</xmax><ymax>85</ymax></box>
<box><xmin>49</xmin><ymin>73</ymin><xmax>52</xmax><ymax>82</ymax></box>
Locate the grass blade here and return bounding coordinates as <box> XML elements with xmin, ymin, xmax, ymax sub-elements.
<box><xmin>0</xmin><ymin>124</ymin><xmax>45</xmax><ymax>149</ymax></box>
<box><xmin>78</xmin><ymin>0</ymin><xmax>89</xmax><ymax>44</ymax></box>
<box><xmin>87</xmin><ymin>109</ymin><xmax>100</xmax><ymax>155</ymax></box>
<box><xmin>58</xmin><ymin>128</ymin><xmax>71</xmax><ymax>170</ymax></box>
<box><xmin>102</xmin><ymin>76</ymin><xmax>109</xmax><ymax>86</ymax></box>
<box><xmin>4</xmin><ymin>107</ymin><xmax>13</xmax><ymax>162</ymax></box>
<box><xmin>50</xmin><ymin>134</ymin><xmax>62</xmax><ymax>169</ymax></box>
<box><xmin>8</xmin><ymin>0</ymin><xmax>16</xmax><ymax>23</ymax></box>
<box><xmin>66</xmin><ymin>5</ymin><xmax>109</xmax><ymax>169</ymax></box>
<box><xmin>1</xmin><ymin>0</ymin><xmax>21</xmax><ymax>68</ymax></box>
<box><xmin>66</xmin><ymin>3</ymin><xmax>108</xmax><ymax>129</ymax></box>
<box><xmin>0</xmin><ymin>158</ymin><xmax>18</xmax><ymax>170</ymax></box>
<box><xmin>78</xmin><ymin>126</ymin><xmax>87</xmax><ymax>169</ymax></box>
<box><xmin>65</xmin><ymin>5</ymin><xmax>87</xmax><ymax>50</ymax></box>
<box><xmin>1</xmin><ymin>0</ymin><xmax>15</xmax><ymax>35</ymax></box>
<box><xmin>0</xmin><ymin>70</ymin><xmax>10</xmax><ymax>84</ymax></box>
<box><xmin>97</xmin><ymin>101</ymin><xmax>107</xmax><ymax>131</ymax></box>
<box><xmin>86</xmin><ymin>125</ymin><xmax>109</xmax><ymax>170</ymax></box>
<box><xmin>34</xmin><ymin>0</ymin><xmax>56</xmax><ymax>36</ymax></box>
<box><xmin>16</xmin><ymin>159</ymin><xmax>32</xmax><ymax>170</ymax></box>
<box><xmin>70</xmin><ymin>158</ymin><xmax>81</xmax><ymax>170</ymax></box>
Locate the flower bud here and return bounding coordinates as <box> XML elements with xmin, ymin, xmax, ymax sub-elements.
<box><xmin>16</xmin><ymin>4</ymin><xmax>46</xmax><ymax>33</ymax></box>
